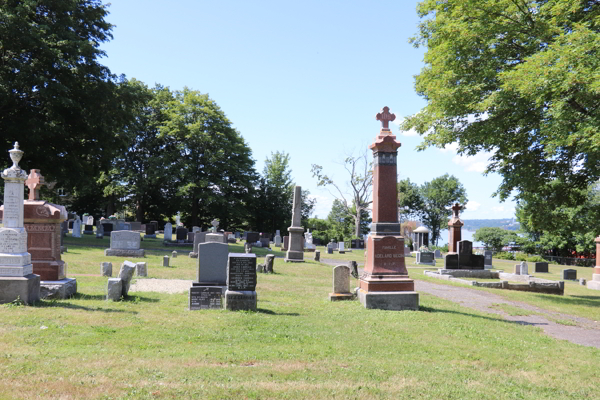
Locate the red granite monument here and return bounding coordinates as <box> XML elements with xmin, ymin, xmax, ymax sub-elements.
<box><xmin>448</xmin><ymin>203</ymin><xmax>463</xmax><ymax>253</ymax></box>
<box><xmin>357</xmin><ymin>107</ymin><xmax>419</xmax><ymax>310</ymax></box>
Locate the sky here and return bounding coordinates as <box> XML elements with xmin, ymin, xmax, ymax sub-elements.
<box><xmin>99</xmin><ymin>0</ymin><xmax>517</xmax><ymax>221</ymax></box>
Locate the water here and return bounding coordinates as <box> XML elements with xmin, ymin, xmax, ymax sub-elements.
<box><xmin>435</xmin><ymin>230</ymin><xmax>484</xmax><ymax>248</ymax></box>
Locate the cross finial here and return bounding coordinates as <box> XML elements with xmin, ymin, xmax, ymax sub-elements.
<box><xmin>26</xmin><ymin>169</ymin><xmax>45</xmax><ymax>201</ymax></box>
<box><xmin>211</xmin><ymin>219</ymin><xmax>219</xmax><ymax>233</ymax></box>
<box><xmin>451</xmin><ymin>203</ymin><xmax>462</xmax><ymax>218</ymax></box>
<box><xmin>376</xmin><ymin>106</ymin><xmax>396</xmax><ymax>132</ymax></box>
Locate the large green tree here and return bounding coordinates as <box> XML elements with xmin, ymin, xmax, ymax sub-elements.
<box><xmin>403</xmin><ymin>0</ymin><xmax>600</xmax><ymax>209</ymax></box>
<box><xmin>0</xmin><ymin>0</ymin><xmax>139</xmax><ymax>189</ymax></box>
<box><xmin>160</xmin><ymin>88</ymin><xmax>257</xmax><ymax>229</ymax></box>
<box><xmin>398</xmin><ymin>174</ymin><xmax>468</xmax><ymax>245</ymax></box>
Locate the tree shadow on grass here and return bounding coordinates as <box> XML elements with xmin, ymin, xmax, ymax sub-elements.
<box><xmin>533</xmin><ymin>293</ymin><xmax>600</xmax><ymax>308</ymax></box>
<box><xmin>256</xmin><ymin>308</ymin><xmax>300</xmax><ymax>316</ymax></box>
<box><xmin>418</xmin><ymin>305</ymin><xmax>547</xmax><ymax>327</ymax></box>
<box><xmin>34</xmin><ymin>300</ymin><xmax>138</xmax><ymax>314</ymax></box>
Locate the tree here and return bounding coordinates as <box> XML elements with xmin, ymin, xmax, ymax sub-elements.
<box><xmin>397</xmin><ymin>174</ymin><xmax>467</xmax><ymax>245</ymax></box>
<box><xmin>516</xmin><ymin>181</ymin><xmax>600</xmax><ymax>257</ymax></box>
<box><xmin>473</xmin><ymin>227</ymin><xmax>515</xmax><ymax>252</ymax></box>
<box><xmin>311</xmin><ymin>149</ymin><xmax>373</xmax><ymax>237</ymax></box>
<box><xmin>160</xmin><ymin>88</ymin><xmax>257</xmax><ymax>229</ymax></box>
<box><xmin>403</xmin><ymin>0</ymin><xmax>600</xmax><ymax>209</ymax></box>
<box><xmin>0</xmin><ymin>0</ymin><xmax>139</xmax><ymax>189</ymax></box>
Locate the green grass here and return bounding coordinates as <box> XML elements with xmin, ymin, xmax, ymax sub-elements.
<box><xmin>0</xmin><ymin>244</ymin><xmax>599</xmax><ymax>399</ymax></box>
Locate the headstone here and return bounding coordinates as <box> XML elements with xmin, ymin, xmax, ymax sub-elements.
<box><xmin>101</xmin><ymin>262</ymin><xmax>112</xmax><ymax>277</ymax></box>
<box><xmin>116</xmin><ymin>219</ymin><xmax>126</xmax><ymax>231</ymax></box>
<box><xmin>189</xmin><ymin>286</ymin><xmax>223</xmax><ymax>310</ymax></box>
<box><xmin>327</xmin><ymin>245</ymin><xmax>333</xmax><ymax>254</ymax></box>
<box><xmin>259</xmin><ymin>238</ymin><xmax>270</xmax><ymax>248</ymax></box>
<box><xmin>282</xmin><ymin>235</ymin><xmax>289</xmax><ymax>251</ymax></box>
<box><xmin>163</xmin><ymin>256</ymin><xmax>169</xmax><ymax>267</ymax></box>
<box><xmin>246</xmin><ymin>232</ymin><xmax>260</xmax><ymax>244</ymax></box>
<box><xmin>351</xmin><ymin>239</ymin><xmax>365</xmax><ymax>249</ymax></box>
<box><xmin>164</xmin><ymin>222</ymin><xmax>173</xmax><ymax>241</ymax></box>
<box><xmin>176</xmin><ymin>227</ymin><xmax>188</xmax><ymax>242</ymax></box>
<box><xmin>187</xmin><ymin>232</ymin><xmax>195</xmax><ymax>242</ymax></box>
<box><xmin>458</xmin><ymin>240</ymin><xmax>472</xmax><ymax>266</ymax></box>
<box><xmin>129</xmin><ymin>222</ymin><xmax>142</xmax><ymax>231</ymax></box>
<box><xmin>329</xmin><ymin>265</ymin><xmax>353</xmax><ymax>301</ymax></box>
<box><xmin>444</xmin><ymin>240</ymin><xmax>484</xmax><ymax>270</ymax></box>
<box><xmin>348</xmin><ymin>260</ymin><xmax>359</xmax><ymax>279</ymax></box>
<box><xmin>563</xmin><ymin>269</ymin><xmax>577</xmax><ymax>280</ymax></box>
<box><xmin>196</xmin><ymin>242</ymin><xmax>229</xmax><ymax>284</ymax></box>
<box><xmin>172</xmin><ymin>251</ymin><xmax>177</xmax><ymax>258</ymax></box>
<box><xmin>534</xmin><ymin>262</ymin><xmax>549</xmax><ymax>273</ymax></box>
<box><xmin>206</xmin><ymin>232</ymin><xmax>226</xmax><ymax>243</ymax></box>
<box><xmin>404</xmin><ymin>246</ymin><xmax>411</xmax><ymax>256</ymax></box>
<box><xmin>580</xmin><ymin>278</ymin><xmax>586</xmax><ymax>286</ymax></box>
<box><xmin>417</xmin><ymin>251</ymin><xmax>435</xmax><ymax>265</ymax></box>
<box><xmin>104</xmin><ymin>231</ymin><xmax>145</xmax><ymax>257</ymax></box>
<box><xmin>144</xmin><ymin>222</ymin><xmax>156</xmax><ymax>238</ymax></box>
<box><xmin>520</xmin><ymin>261</ymin><xmax>528</xmax><ymax>275</ymax></box>
<box><xmin>102</xmin><ymin>222</ymin><xmax>113</xmax><ymax>234</ymax></box>
<box><xmin>225</xmin><ymin>253</ymin><xmax>257</xmax><ymax>311</ymax></box>
<box><xmin>72</xmin><ymin>216</ymin><xmax>82</xmax><ymax>238</ymax></box>
<box><xmin>484</xmin><ymin>251</ymin><xmax>493</xmax><ymax>268</ymax></box>
<box><xmin>514</xmin><ymin>264</ymin><xmax>521</xmax><ymax>275</ymax></box>
<box><xmin>106</xmin><ymin>278</ymin><xmax>122</xmax><ymax>301</ymax></box>
<box><xmin>274</xmin><ymin>230</ymin><xmax>282</xmax><ymax>247</ymax></box>
<box><xmin>118</xmin><ymin>261</ymin><xmax>136</xmax><ymax>297</ymax></box>
<box><xmin>84</xmin><ymin>224</ymin><xmax>94</xmax><ymax>235</ymax></box>
<box><xmin>338</xmin><ymin>242</ymin><xmax>345</xmax><ymax>252</ymax></box>
<box><xmin>434</xmin><ymin>249</ymin><xmax>442</xmax><ymax>259</ymax></box>
<box><xmin>0</xmin><ymin>143</ymin><xmax>40</xmax><ymax>304</ymax></box>
<box><xmin>314</xmin><ymin>250</ymin><xmax>320</xmax><ymax>262</ymax></box>
<box><xmin>193</xmin><ymin>226</ymin><xmax>201</xmax><ymax>233</ymax></box>
<box><xmin>135</xmin><ymin>262</ymin><xmax>147</xmax><ymax>277</ymax></box>
<box><xmin>189</xmin><ymin>232</ymin><xmax>207</xmax><ymax>258</ymax></box>
<box><xmin>285</xmin><ymin>186</ymin><xmax>305</xmax><ymax>263</ymax></box>
<box><xmin>96</xmin><ymin>223</ymin><xmax>104</xmax><ymax>239</ymax></box>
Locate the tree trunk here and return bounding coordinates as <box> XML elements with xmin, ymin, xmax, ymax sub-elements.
<box><xmin>354</xmin><ymin>209</ymin><xmax>361</xmax><ymax>238</ymax></box>
<box><xmin>135</xmin><ymin>199</ymin><xmax>143</xmax><ymax>222</ymax></box>
<box><xmin>191</xmin><ymin>195</ymin><xmax>198</xmax><ymax>227</ymax></box>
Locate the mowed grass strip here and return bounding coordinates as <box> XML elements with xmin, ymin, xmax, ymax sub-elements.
<box><xmin>0</xmin><ymin>245</ymin><xmax>598</xmax><ymax>399</ymax></box>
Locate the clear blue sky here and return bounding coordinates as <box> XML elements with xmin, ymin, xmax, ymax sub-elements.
<box><xmin>100</xmin><ymin>0</ymin><xmax>517</xmax><ymax>221</ymax></box>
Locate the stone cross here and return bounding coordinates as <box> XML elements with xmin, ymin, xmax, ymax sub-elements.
<box><xmin>451</xmin><ymin>203</ymin><xmax>462</xmax><ymax>219</ymax></box>
<box><xmin>376</xmin><ymin>106</ymin><xmax>396</xmax><ymax>131</ymax></box>
<box><xmin>25</xmin><ymin>169</ymin><xmax>45</xmax><ymax>201</ymax></box>
<box><xmin>211</xmin><ymin>219</ymin><xmax>219</xmax><ymax>233</ymax></box>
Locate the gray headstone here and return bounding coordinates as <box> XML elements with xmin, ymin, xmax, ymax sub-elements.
<box><xmin>163</xmin><ymin>255</ymin><xmax>169</xmax><ymax>267</ymax></box>
<box><xmin>136</xmin><ymin>262</ymin><xmax>147</xmax><ymax>277</ymax></box>
<box><xmin>107</xmin><ymin>278</ymin><xmax>122</xmax><ymax>301</ymax></box>
<box><xmin>332</xmin><ymin>265</ymin><xmax>350</xmax><ymax>294</ymax></box>
<box><xmin>118</xmin><ymin>261</ymin><xmax>136</xmax><ymax>297</ymax></box>
<box><xmin>110</xmin><ymin>230</ymin><xmax>141</xmax><ymax>250</ymax></box>
<box><xmin>520</xmin><ymin>261</ymin><xmax>528</xmax><ymax>275</ymax></box>
<box><xmin>484</xmin><ymin>251</ymin><xmax>493</xmax><ymax>266</ymax></box>
<box><xmin>197</xmin><ymin>242</ymin><xmax>229</xmax><ymax>284</ymax></box>
<box><xmin>172</xmin><ymin>251</ymin><xmax>177</xmax><ymax>258</ymax></box>
<box><xmin>434</xmin><ymin>249</ymin><xmax>442</xmax><ymax>259</ymax></box>
<box><xmin>164</xmin><ymin>222</ymin><xmax>173</xmax><ymax>241</ymax></box>
<box><xmin>101</xmin><ymin>262</ymin><xmax>112</xmax><ymax>277</ymax></box>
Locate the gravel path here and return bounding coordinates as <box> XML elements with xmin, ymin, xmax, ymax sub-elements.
<box><xmin>415</xmin><ymin>280</ymin><xmax>600</xmax><ymax>348</ymax></box>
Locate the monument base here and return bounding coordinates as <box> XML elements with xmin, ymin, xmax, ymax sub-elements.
<box><xmin>144</xmin><ymin>234</ymin><xmax>156</xmax><ymax>239</ymax></box>
<box><xmin>104</xmin><ymin>249</ymin><xmax>145</xmax><ymax>257</ymax></box>
<box><xmin>0</xmin><ymin>274</ymin><xmax>40</xmax><ymax>304</ymax></box>
<box><xmin>587</xmin><ymin>274</ymin><xmax>600</xmax><ymax>291</ymax></box>
<box><xmin>285</xmin><ymin>250</ymin><xmax>305</xmax><ymax>263</ymax></box>
<box><xmin>224</xmin><ymin>289</ymin><xmax>257</xmax><ymax>311</ymax></box>
<box><xmin>359</xmin><ymin>274</ymin><xmax>415</xmax><ymax>292</ymax></box>
<box><xmin>40</xmin><ymin>278</ymin><xmax>77</xmax><ymax>299</ymax></box>
<box><xmin>357</xmin><ymin>288</ymin><xmax>419</xmax><ymax>311</ymax></box>
<box><xmin>83</xmin><ymin>231</ymin><xmax>94</xmax><ymax>235</ymax></box>
<box><xmin>329</xmin><ymin>292</ymin><xmax>354</xmax><ymax>301</ymax></box>
<box><xmin>33</xmin><ymin>260</ymin><xmax>66</xmax><ymax>281</ymax></box>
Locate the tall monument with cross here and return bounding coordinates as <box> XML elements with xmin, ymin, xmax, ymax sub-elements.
<box><xmin>448</xmin><ymin>203</ymin><xmax>464</xmax><ymax>253</ymax></box>
<box><xmin>357</xmin><ymin>108</ymin><xmax>419</xmax><ymax>310</ymax></box>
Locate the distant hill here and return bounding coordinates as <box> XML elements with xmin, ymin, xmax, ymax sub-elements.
<box><xmin>462</xmin><ymin>219</ymin><xmax>520</xmax><ymax>232</ymax></box>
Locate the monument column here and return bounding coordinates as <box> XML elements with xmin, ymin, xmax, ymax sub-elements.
<box><xmin>0</xmin><ymin>143</ymin><xmax>40</xmax><ymax>304</ymax></box>
<box><xmin>588</xmin><ymin>236</ymin><xmax>600</xmax><ymax>290</ymax></box>
<box><xmin>448</xmin><ymin>203</ymin><xmax>464</xmax><ymax>253</ymax></box>
<box><xmin>358</xmin><ymin>107</ymin><xmax>419</xmax><ymax>310</ymax></box>
<box><xmin>285</xmin><ymin>186</ymin><xmax>305</xmax><ymax>262</ymax></box>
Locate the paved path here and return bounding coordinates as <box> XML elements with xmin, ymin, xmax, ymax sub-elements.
<box><xmin>415</xmin><ymin>279</ymin><xmax>600</xmax><ymax>348</ymax></box>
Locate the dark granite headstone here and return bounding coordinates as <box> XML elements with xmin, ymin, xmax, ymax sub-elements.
<box><xmin>227</xmin><ymin>254</ymin><xmax>257</xmax><ymax>291</ymax></box>
<box><xmin>563</xmin><ymin>269</ymin><xmax>577</xmax><ymax>280</ymax></box>
<box><xmin>145</xmin><ymin>223</ymin><xmax>156</xmax><ymax>235</ymax></box>
<box><xmin>189</xmin><ymin>286</ymin><xmax>222</xmax><ymax>310</ymax></box>
<box><xmin>535</xmin><ymin>262</ymin><xmax>549</xmax><ymax>273</ymax></box>
<box><xmin>484</xmin><ymin>251</ymin><xmax>493</xmax><ymax>266</ymax></box>
<box><xmin>351</xmin><ymin>239</ymin><xmax>365</xmax><ymax>249</ymax></box>
<box><xmin>246</xmin><ymin>232</ymin><xmax>260</xmax><ymax>244</ymax></box>
<box><xmin>419</xmin><ymin>252</ymin><xmax>435</xmax><ymax>264</ymax></box>
<box><xmin>458</xmin><ymin>240</ymin><xmax>472</xmax><ymax>266</ymax></box>
<box><xmin>176</xmin><ymin>227</ymin><xmax>188</xmax><ymax>241</ymax></box>
<box><xmin>444</xmin><ymin>253</ymin><xmax>459</xmax><ymax>269</ymax></box>
<box><xmin>102</xmin><ymin>223</ymin><xmax>113</xmax><ymax>234</ymax></box>
<box><xmin>84</xmin><ymin>224</ymin><xmax>94</xmax><ymax>233</ymax></box>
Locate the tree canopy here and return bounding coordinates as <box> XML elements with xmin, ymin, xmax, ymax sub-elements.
<box><xmin>403</xmin><ymin>0</ymin><xmax>600</xmax><ymax>208</ymax></box>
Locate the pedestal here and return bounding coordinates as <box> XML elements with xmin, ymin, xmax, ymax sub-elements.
<box><xmin>587</xmin><ymin>274</ymin><xmax>600</xmax><ymax>291</ymax></box>
<box><xmin>285</xmin><ymin>226</ymin><xmax>305</xmax><ymax>262</ymax></box>
<box><xmin>0</xmin><ymin>274</ymin><xmax>40</xmax><ymax>304</ymax></box>
<box><xmin>40</xmin><ymin>278</ymin><xmax>77</xmax><ymax>299</ymax></box>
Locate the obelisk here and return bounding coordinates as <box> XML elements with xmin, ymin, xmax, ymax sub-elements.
<box><xmin>285</xmin><ymin>186</ymin><xmax>305</xmax><ymax>262</ymax></box>
<box><xmin>0</xmin><ymin>143</ymin><xmax>40</xmax><ymax>304</ymax></box>
<box><xmin>358</xmin><ymin>107</ymin><xmax>419</xmax><ymax>310</ymax></box>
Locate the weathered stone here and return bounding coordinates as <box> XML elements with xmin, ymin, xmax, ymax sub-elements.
<box><xmin>264</xmin><ymin>254</ymin><xmax>275</xmax><ymax>273</ymax></box>
<box><xmin>314</xmin><ymin>250</ymin><xmax>320</xmax><ymax>262</ymax></box>
<box><xmin>101</xmin><ymin>262</ymin><xmax>112</xmax><ymax>277</ymax></box>
<box><xmin>105</xmin><ymin>230</ymin><xmax>145</xmax><ymax>257</ymax></box>
<box><xmin>164</xmin><ymin>222</ymin><xmax>173</xmax><ymax>241</ymax></box>
<box><xmin>163</xmin><ymin>256</ymin><xmax>169</xmax><ymax>267</ymax></box>
<box><xmin>172</xmin><ymin>251</ymin><xmax>177</xmax><ymax>258</ymax></box>
<box><xmin>285</xmin><ymin>186</ymin><xmax>305</xmax><ymax>263</ymax></box>
<box><xmin>40</xmin><ymin>278</ymin><xmax>77</xmax><ymax>299</ymax></box>
<box><xmin>107</xmin><ymin>278</ymin><xmax>122</xmax><ymax>301</ymax></box>
<box><xmin>520</xmin><ymin>261</ymin><xmax>529</xmax><ymax>275</ymax></box>
<box><xmin>136</xmin><ymin>262</ymin><xmax>147</xmax><ymax>277</ymax></box>
<box><xmin>333</xmin><ymin>265</ymin><xmax>350</xmax><ymax>293</ymax></box>
<box><xmin>118</xmin><ymin>261</ymin><xmax>136</xmax><ymax>296</ymax></box>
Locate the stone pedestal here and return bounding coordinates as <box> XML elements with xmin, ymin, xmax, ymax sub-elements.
<box><xmin>0</xmin><ymin>143</ymin><xmax>40</xmax><ymax>304</ymax></box>
<box><xmin>39</xmin><ymin>278</ymin><xmax>77</xmax><ymax>299</ymax></box>
<box><xmin>285</xmin><ymin>186</ymin><xmax>305</xmax><ymax>263</ymax></box>
<box><xmin>358</xmin><ymin>109</ymin><xmax>418</xmax><ymax>311</ymax></box>
<box><xmin>224</xmin><ymin>290</ymin><xmax>257</xmax><ymax>311</ymax></box>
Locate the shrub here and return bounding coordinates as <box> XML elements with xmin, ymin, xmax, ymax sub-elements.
<box><xmin>515</xmin><ymin>253</ymin><xmax>528</xmax><ymax>261</ymax></box>
<box><xmin>495</xmin><ymin>252</ymin><xmax>515</xmax><ymax>260</ymax></box>
<box><xmin>526</xmin><ymin>255</ymin><xmax>545</xmax><ymax>262</ymax></box>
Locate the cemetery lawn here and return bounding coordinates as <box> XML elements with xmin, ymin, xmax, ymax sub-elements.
<box><xmin>0</xmin><ymin>246</ymin><xmax>598</xmax><ymax>399</ymax></box>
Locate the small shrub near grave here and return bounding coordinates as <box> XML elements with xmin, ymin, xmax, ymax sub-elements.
<box><xmin>526</xmin><ymin>255</ymin><xmax>546</xmax><ymax>262</ymax></box>
<box><xmin>515</xmin><ymin>253</ymin><xmax>528</xmax><ymax>261</ymax></box>
<box><xmin>495</xmin><ymin>251</ymin><xmax>515</xmax><ymax>260</ymax></box>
